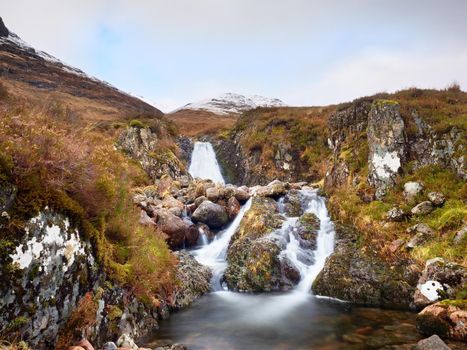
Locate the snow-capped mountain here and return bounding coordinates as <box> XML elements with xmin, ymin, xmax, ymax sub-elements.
<box><xmin>175</xmin><ymin>93</ymin><xmax>285</xmax><ymax>115</ymax></box>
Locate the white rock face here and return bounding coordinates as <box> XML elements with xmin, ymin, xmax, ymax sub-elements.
<box><xmin>419</xmin><ymin>280</ymin><xmax>443</xmax><ymax>301</ymax></box>
<box><xmin>175</xmin><ymin>92</ymin><xmax>285</xmax><ymax>115</ymax></box>
<box><xmin>371</xmin><ymin>151</ymin><xmax>401</xmax><ymax>180</ymax></box>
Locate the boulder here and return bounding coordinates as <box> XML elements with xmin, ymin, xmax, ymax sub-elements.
<box><xmin>294</xmin><ymin>212</ymin><xmax>320</xmax><ymax>250</ymax></box>
<box><xmin>172</xmin><ymin>252</ymin><xmax>212</xmax><ymax>309</ymax></box>
<box><xmin>103</xmin><ymin>343</ymin><xmax>118</xmax><ymax>350</ymax></box>
<box><xmin>116</xmin><ymin>334</ymin><xmax>138</xmax><ymax>349</ymax></box>
<box><xmin>194</xmin><ymin>196</ymin><xmax>207</xmax><ymax>207</ymax></box>
<box><xmin>411</xmin><ymin>201</ymin><xmax>434</xmax><ymax>215</ymax></box>
<box><xmin>225</xmin><ymin>196</ymin><xmax>285</xmax><ymax>291</ymax></box>
<box><xmin>234</xmin><ymin>187</ymin><xmax>251</xmax><ymax>203</ymax></box>
<box><xmin>453</xmin><ymin>225</ymin><xmax>466</xmax><ymax>244</ymax></box>
<box><xmin>192</xmin><ymin>201</ymin><xmax>229</xmax><ymax>229</ymax></box>
<box><xmin>427</xmin><ymin>192</ymin><xmax>446</xmax><ymax>206</ymax></box>
<box><xmin>280</xmin><ymin>256</ymin><xmax>301</xmax><ymax>287</ymax></box>
<box><xmin>139</xmin><ymin>210</ymin><xmax>156</xmax><ymax>226</ymax></box>
<box><xmin>157</xmin><ymin>210</ymin><xmax>198</xmax><ymax>248</ymax></box>
<box><xmin>255</xmin><ymin>180</ymin><xmax>288</xmax><ymax>198</ymax></box>
<box><xmin>415</xmin><ymin>335</ymin><xmax>451</xmax><ymax>350</ymax></box>
<box><xmin>197</xmin><ymin>222</ymin><xmax>214</xmax><ymax>240</ymax></box>
<box><xmin>312</xmin><ymin>224</ymin><xmax>420</xmax><ymax>309</ymax></box>
<box><xmin>206</xmin><ymin>187</ymin><xmax>220</xmax><ymax>202</ymax></box>
<box><xmin>404</xmin><ymin>181</ymin><xmax>424</xmax><ymax>201</ymax></box>
<box><xmin>387</xmin><ymin>207</ymin><xmax>406</xmax><ymax>222</ymax></box>
<box><xmin>405</xmin><ymin>223</ymin><xmax>436</xmax><ymax>250</ymax></box>
<box><xmin>413</xmin><ymin>258</ymin><xmax>466</xmax><ymax>309</ymax></box>
<box><xmin>227</xmin><ymin>196</ymin><xmax>241</xmax><ymax>220</ymax></box>
<box><xmin>162</xmin><ymin>196</ymin><xmax>185</xmax><ymax>211</ymax></box>
<box><xmin>282</xmin><ymin>190</ymin><xmax>304</xmax><ymax>217</ymax></box>
<box><xmin>417</xmin><ymin>302</ymin><xmax>467</xmax><ymax>341</ymax></box>
<box><xmin>367</xmin><ymin>101</ymin><xmax>406</xmax><ymax>199</ymax></box>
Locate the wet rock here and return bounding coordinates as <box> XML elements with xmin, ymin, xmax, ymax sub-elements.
<box><xmin>102</xmin><ymin>342</ymin><xmax>118</xmax><ymax>350</ymax></box>
<box><xmin>413</xmin><ymin>258</ymin><xmax>466</xmax><ymax>309</ymax></box>
<box><xmin>280</xmin><ymin>256</ymin><xmax>301</xmax><ymax>286</ymax></box>
<box><xmin>427</xmin><ymin>192</ymin><xmax>445</xmax><ymax>207</ymax></box>
<box><xmin>234</xmin><ymin>187</ymin><xmax>251</xmax><ymax>203</ymax></box>
<box><xmin>227</xmin><ymin>196</ymin><xmax>241</xmax><ymax>220</ymax></box>
<box><xmin>172</xmin><ymin>252</ymin><xmax>212</xmax><ymax>309</ymax></box>
<box><xmin>367</xmin><ymin>101</ymin><xmax>406</xmax><ymax>199</ymax></box>
<box><xmin>387</xmin><ymin>207</ymin><xmax>407</xmax><ymax>222</ymax></box>
<box><xmin>206</xmin><ymin>187</ymin><xmax>220</xmax><ymax>202</ymax></box>
<box><xmin>411</xmin><ymin>201</ymin><xmax>434</xmax><ymax>215</ymax></box>
<box><xmin>294</xmin><ymin>212</ymin><xmax>320</xmax><ymax>250</ymax></box>
<box><xmin>415</xmin><ymin>335</ymin><xmax>451</xmax><ymax>350</ymax></box>
<box><xmin>192</xmin><ymin>200</ymin><xmax>229</xmax><ymax>229</ymax></box>
<box><xmin>255</xmin><ymin>180</ymin><xmax>288</xmax><ymax>198</ymax></box>
<box><xmin>157</xmin><ymin>210</ymin><xmax>198</xmax><ymax>248</ymax></box>
<box><xmin>417</xmin><ymin>302</ymin><xmax>467</xmax><ymax>341</ymax></box>
<box><xmin>225</xmin><ymin>196</ymin><xmax>285</xmax><ymax>291</ymax></box>
<box><xmin>197</xmin><ymin>223</ymin><xmax>214</xmax><ymax>240</ymax></box>
<box><xmin>312</xmin><ymin>224</ymin><xmax>420</xmax><ymax>309</ymax></box>
<box><xmin>404</xmin><ymin>181</ymin><xmax>424</xmax><ymax>201</ymax></box>
<box><xmin>283</xmin><ymin>190</ymin><xmax>304</xmax><ymax>217</ymax></box>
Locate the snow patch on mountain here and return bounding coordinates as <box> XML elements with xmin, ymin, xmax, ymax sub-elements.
<box><xmin>175</xmin><ymin>93</ymin><xmax>285</xmax><ymax>115</ymax></box>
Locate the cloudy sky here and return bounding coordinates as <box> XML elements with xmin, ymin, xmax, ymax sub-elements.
<box><xmin>3</xmin><ymin>0</ymin><xmax>467</xmax><ymax>112</ymax></box>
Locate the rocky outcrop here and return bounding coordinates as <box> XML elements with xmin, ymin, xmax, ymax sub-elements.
<box><xmin>0</xmin><ymin>210</ymin><xmax>97</xmax><ymax>349</ymax></box>
<box><xmin>176</xmin><ymin>136</ymin><xmax>193</xmax><ymax>165</ymax></box>
<box><xmin>117</xmin><ymin>126</ymin><xmax>186</xmax><ymax>181</ymax></box>
<box><xmin>413</xmin><ymin>258</ymin><xmax>466</xmax><ymax>310</ymax></box>
<box><xmin>312</xmin><ymin>224</ymin><xmax>420</xmax><ymax>309</ymax></box>
<box><xmin>0</xmin><ymin>17</ymin><xmax>8</xmax><ymax>38</ymax></box>
<box><xmin>171</xmin><ymin>252</ymin><xmax>212</xmax><ymax>309</ymax></box>
<box><xmin>224</xmin><ymin>196</ymin><xmax>285</xmax><ymax>291</ymax></box>
<box><xmin>416</xmin><ymin>301</ymin><xmax>467</xmax><ymax>341</ymax></box>
<box><xmin>367</xmin><ymin>101</ymin><xmax>406</xmax><ymax>199</ymax></box>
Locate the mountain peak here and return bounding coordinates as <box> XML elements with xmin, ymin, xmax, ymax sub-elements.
<box><xmin>0</xmin><ymin>17</ymin><xmax>9</xmax><ymax>37</ymax></box>
<box><xmin>176</xmin><ymin>93</ymin><xmax>285</xmax><ymax>115</ymax></box>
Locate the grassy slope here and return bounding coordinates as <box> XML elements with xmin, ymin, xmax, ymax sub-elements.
<box><xmin>0</xmin><ymin>80</ymin><xmax>178</xmax><ymax>309</ymax></box>
<box><xmin>167</xmin><ymin>109</ymin><xmax>238</xmax><ymax>137</ymax></box>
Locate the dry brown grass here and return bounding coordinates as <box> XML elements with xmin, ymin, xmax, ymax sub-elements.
<box><xmin>167</xmin><ymin>109</ymin><xmax>238</xmax><ymax>137</ymax></box>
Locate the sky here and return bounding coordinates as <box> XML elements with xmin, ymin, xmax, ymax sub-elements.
<box><xmin>2</xmin><ymin>0</ymin><xmax>467</xmax><ymax>112</ymax></box>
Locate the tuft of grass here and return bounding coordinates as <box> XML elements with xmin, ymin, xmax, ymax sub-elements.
<box><xmin>129</xmin><ymin>119</ymin><xmax>145</xmax><ymax>128</ymax></box>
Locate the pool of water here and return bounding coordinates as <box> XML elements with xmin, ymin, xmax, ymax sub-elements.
<box><xmin>141</xmin><ymin>291</ymin><xmax>422</xmax><ymax>350</ymax></box>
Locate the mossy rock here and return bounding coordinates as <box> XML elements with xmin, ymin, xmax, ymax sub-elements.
<box><xmin>416</xmin><ymin>313</ymin><xmax>450</xmax><ymax>338</ymax></box>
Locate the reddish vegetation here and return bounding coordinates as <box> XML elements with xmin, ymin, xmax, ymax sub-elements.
<box><xmin>167</xmin><ymin>109</ymin><xmax>238</xmax><ymax>136</ymax></box>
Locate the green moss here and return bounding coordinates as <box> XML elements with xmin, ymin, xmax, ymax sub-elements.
<box><xmin>6</xmin><ymin>316</ymin><xmax>29</xmax><ymax>331</ymax></box>
<box><xmin>439</xmin><ymin>299</ymin><xmax>467</xmax><ymax>308</ymax></box>
<box><xmin>107</xmin><ymin>305</ymin><xmax>123</xmax><ymax>321</ymax></box>
<box><xmin>129</xmin><ymin>119</ymin><xmax>146</xmax><ymax>128</ymax></box>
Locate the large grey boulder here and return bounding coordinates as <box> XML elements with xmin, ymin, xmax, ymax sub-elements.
<box><xmin>367</xmin><ymin>101</ymin><xmax>406</xmax><ymax>199</ymax></box>
<box><xmin>192</xmin><ymin>200</ymin><xmax>229</xmax><ymax>228</ymax></box>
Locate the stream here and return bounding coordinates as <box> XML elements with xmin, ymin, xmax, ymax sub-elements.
<box><xmin>143</xmin><ymin>141</ymin><xmax>422</xmax><ymax>350</ymax></box>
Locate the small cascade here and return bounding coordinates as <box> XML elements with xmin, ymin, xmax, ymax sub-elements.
<box><xmin>279</xmin><ymin>189</ymin><xmax>336</xmax><ymax>293</ymax></box>
<box><xmin>193</xmin><ymin>198</ymin><xmax>252</xmax><ymax>291</ymax></box>
<box><xmin>188</xmin><ymin>142</ymin><xmax>225</xmax><ymax>184</ymax></box>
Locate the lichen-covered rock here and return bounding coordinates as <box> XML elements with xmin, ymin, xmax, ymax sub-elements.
<box><xmin>312</xmin><ymin>224</ymin><xmax>420</xmax><ymax>309</ymax></box>
<box><xmin>387</xmin><ymin>207</ymin><xmax>407</xmax><ymax>222</ymax></box>
<box><xmin>406</xmin><ymin>224</ymin><xmax>435</xmax><ymax>250</ymax></box>
<box><xmin>367</xmin><ymin>101</ymin><xmax>406</xmax><ymax>198</ymax></box>
<box><xmin>116</xmin><ymin>126</ymin><xmax>186</xmax><ymax>181</ymax></box>
<box><xmin>171</xmin><ymin>252</ymin><xmax>212</xmax><ymax>309</ymax></box>
<box><xmin>413</xmin><ymin>258</ymin><xmax>466</xmax><ymax>310</ymax></box>
<box><xmin>0</xmin><ymin>210</ymin><xmax>97</xmax><ymax>349</ymax></box>
<box><xmin>404</xmin><ymin>181</ymin><xmax>424</xmax><ymax>201</ymax></box>
<box><xmin>224</xmin><ymin>196</ymin><xmax>285</xmax><ymax>291</ymax></box>
<box><xmin>282</xmin><ymin>190</ymin><xmax>304</xmax><ymax>217</ymax></box>
<box><xmin>191</xmin><ymin>200</ymin><xmax>229</xmax><ymax>229</ymax></box>
<box><xmin>416</xmin><ymin>301</ymin><xmax>467</xmax><ymax>341</ymax></box>
<box><xmin>411</xmin><ymin>201</ymin><xmax>435</xmax><ymax>215</ymax></box>
<box><xmin>427</xmin><ymin>192</ymin><xmax>446</xmax><ymax>207</ymax></box>
<box><xmin>453</xmin><ymin>225</ymin><xmax>466</xmax><ymax>244</ymax></box>
<box><xmin>294</xmin><ymin>212</ymin><xmax>320</xmax><ymax>250</ymax></box>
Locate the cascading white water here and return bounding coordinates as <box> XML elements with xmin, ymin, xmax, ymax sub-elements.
<box><xmin>279</xmin><ymin>189</ymin><xmax>336</xmax><ymax>293</ymax></box>
<box><xmin>194</xmin><ymin>198</ymin><xmax>252</xmax><ymax>291</ymax></box>
<box><xmin>188</xmin><ymin>142</ymin><xmax>225</xmax><ymax>184</ymax></box>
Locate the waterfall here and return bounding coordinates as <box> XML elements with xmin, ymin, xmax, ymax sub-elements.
<box><xmin>188</xmin><ymin>142</ymin><xmax>225</xmax><ymax>184</ymax></box>
<box><xmin>194</xmin><ymin>198</ymin><xmax>252</xmax><ymax>291</ymax></box>
<box><xmin>279</xmin><ymin>189</ymin><xmax>335</xmax><ymax>293</ymax></box>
